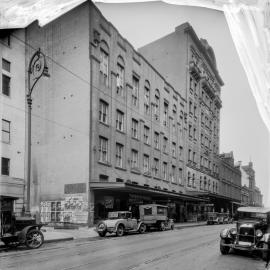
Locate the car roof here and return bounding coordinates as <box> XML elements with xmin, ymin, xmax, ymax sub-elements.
<box><xmin>237</xmin><ymin>207</ymin><xmax>270</xmax><ymax>214</ymax></box>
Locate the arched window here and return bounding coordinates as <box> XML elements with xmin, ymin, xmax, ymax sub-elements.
<box><xmin>100</xmin><ymin>41</ymin><xmax>109</xmax><ymax>86</ymax></box>
<box><xmin>144</xmin><ymin>80</ymin><xmax>150</xmax><ymax>115</ymax></box>
<box><xmin>116</xmin><ymin>55</ymin><xmax>125</xmax><ymax>96</ymax></box>
<box><xmin>154</xmin><ymin>89</ymin><xmax>160</xmax><ymax>120</ymax></box>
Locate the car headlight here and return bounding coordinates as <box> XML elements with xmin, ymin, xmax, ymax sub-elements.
<box><xmin>256</xmin><ymin>229</ymin><xmax>263</xmax><ymax>238</ymax></box>
<box><xmin>229</xmin><ymin>228</ymin><xmax>237</xmax><ymax>235</ymax></box>
<box><xmin>220</xmin><ymin>228</ymin><xmax>230</xmax><ymax>238</ymax></box>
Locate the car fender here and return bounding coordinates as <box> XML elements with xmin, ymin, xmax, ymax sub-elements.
<box><xmin>115</xmin><ymin>222</ymin><xmax>126</xmax><ymax>231</ymax></box>
<box><xmin>259</xmin><ymin>233</ymin><xmax>270</xmax><ymax>243</ymax></box>
<box><xmin>17</xmin><ymin>225</ymin><xmax>42</xmax><ymax>243</ymax></box>
<box><xmin>136</xmin><ymin>221</ymin><xmax>145</xmax><ymax>230</ymax></box>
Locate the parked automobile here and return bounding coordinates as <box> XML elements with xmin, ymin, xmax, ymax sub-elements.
<box><xmin>0</xmin><ymin>214</ymin><xmax>44</xmax><ymax>249</ymax></box>
<box><xmin>206</xmin><ymin>212</ymin><xmax>220</xmax><ymax>225</ymax></box>
<box><xmin>96</xmin><ymin>211</ymin><xmax>146</xmax><ymax>237</ymax></box>
<box><xmin>218</xmin><ymin>213</ymin><xmax>229</xmax><ymax>224</ymax></box>
<box><xmin>139</xmin><ymin>204</ymin><xmax>174</xmax><ymax>231</ymax></box>
<box><xmin>220</xmin><ymin>207</ymin><xmax>270</xmax><ymax>261</ymax></box>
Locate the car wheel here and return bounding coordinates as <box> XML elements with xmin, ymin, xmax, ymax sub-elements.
<box><xmin>160</xmin><ymin>222</ymin><xmax>166</xmax><ymax>231</ymax></box>
<box><xmin>116</xmin><ymin>225</ymin><xmax>125</xmax><ymax>237</ymax></box>
<box><xmin>25</xmin><ymin>229</ymin><xmax>44</xmax><ymax>249</ymax></box>
<box><xmin>139</xmin><ymin>224</ymin><xmax>146</xmax><ymax>234</ymax></box>
<box><xmin>98</xmin><ymin>231</ymin><xmax>107</xmax><ymax>237</ymax></box>
<box><xmin>220</xmin><ymin>240</ymin><xmax>230</xmax><ymax>255</ymax></box>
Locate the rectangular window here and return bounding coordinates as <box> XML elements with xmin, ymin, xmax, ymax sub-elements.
<box><xmin>163</xmin><ymin>102</ymin><xmax>168</xmax><ymax>126</ymax></box>
<box><xmin>116</xmin><ymin>63</ymin><xmax>124</xmax><ymax>95</ymax></box>
<box><xmin>99</xmin><ymin>137</ymin><xmax>108</xmax><ymax>163</ymax></box>
<box><xmin>1</xmin><ymin>157</ymin><xmax>10</xmax><ymax>175</ymax></box>
<box><xmin>143</xmin><ymin>125</ymin><xmax>150</xmax><ymax>144</ymax></box>
<box><xmin>132</xmin><ymin>76</ymin><xmax>139</xmax><ymax>106</ymax></box>
<box><xmin>2</xmin><ymin>58</ymin><xmax>10</xmax><ymax>72</ymax></box>
<box><xmin>0</xmin><ymin>34</ymin><xmax>10</xmax><ymax>46</ymax></box>
<box><xmin>163</xmin><ymin>136</ymin><xmax>168</xmax><ymax>153</ymax></box>
<box><xmin>179</xmin><ymin>146</ymin><xmax>183</xmax><ymax>160</ymax></box>
<box><xmin>143</xmin><ymin>154</ymin><xmax>150</xmax><ymax>174</ymax></box>
<box><xmin>100</xmin><ymin>49</ymin><xmax>109</xmax><ymax>85</ymax></box>
<box><xmin>179</xmin><ymin>168</ymin><xmax>183</xmax><ymax>184</ymax></box>
<box><xmin>188</xmin><ymin>149</ymin><xmax>192</xmax><ymax>161</ymax></box>
<box><xmin>131</xmin><ymin>119</ymin><xmax>138</xmax><ymax>139</ymax></box>
<box><xmin>2</xmin><ymin>74</ymin><xmax>10</xmax><ymax>96</ymax></box>
<box><xmin>171</xmin><ymin>165</ymin><xmax>176</xmax><ymax>183</ymax></box>
<box><xmin>115</xmin><ymin>143</ymin><xmax>123</xmax><ymax>168</ymax></box>
<box><xmin>99</xmin><ymin>100</ymin><xmax>108</xmax><ymax>124</ymax></box>
<box><xmin>131</xmin><ymin>149</ymin><xmax>138</xmax><ymax>168</ymax></box>
<box><xmin>161</xmin><ymin>162</ymin><xmax>167</xmax><ymax>180</ymax></box>
<box><xmin>172</xmin><ymin>142</ymin><xmax>176</xmax><ymax>157</ymax></box>
<box><xmin>144</xmin><ymin>86</ymin><xmax>150</xmax><ymax>115</ymax></box>
<box><xmin>154</xmin><ymin>132</ymin><xmax>159</xmax><ymax>149</ymax></box>
<box><xmin>2</xmin><ymin>119</ymin><xmax>10</xmax><ymax>143</ymax></box>
<box><xmin>116</xmin><ymin>110</ymin><xmax>124</xmax><ymax>131</ymax></box>
<box><xmin>153</xmin><ymin>158</ymin><xmax>159</xmax><ymax>177</ymax></box>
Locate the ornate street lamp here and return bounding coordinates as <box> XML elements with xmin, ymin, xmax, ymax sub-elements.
<box><xmin>25</xmin><ymin>49</ymin><xmax>49</xmax><ymax>216</ymax></box>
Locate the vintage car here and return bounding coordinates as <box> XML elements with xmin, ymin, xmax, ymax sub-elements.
<box><xmin>139</xmin><ymin>204</ymin><xmax>174</xmax><ymax>231</ymax></box>
<box><xmin>96</xmin><ymin>211</ymin><xmax>146</xmax><ymax>237</ymax></box>
<box><xmin>0</xmin><ymin>214</ymin><xmax>44</xmax><ymax>249</ymax></box>
<box><xmin>220</xmin><ymin>207</ymin><xmax>270</xmax><ymax>260</ymax></box>
<box><xmin>206</xmin><ymin>212</ymin><xmax>221</xmax><ymax>225</ymax></box>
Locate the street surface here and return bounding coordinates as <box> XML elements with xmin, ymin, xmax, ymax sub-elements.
<box><xmin>0</xmin><ymin>224</ymin><xmax>267</xmax><ymax>270</ymax></box>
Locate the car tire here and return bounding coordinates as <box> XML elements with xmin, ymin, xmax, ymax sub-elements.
<box><xmin>220</xmin><ymin>240</ymin><xmax>230</xmax><ymax>255</ymax></box>
<box><xmin>116</xmin><ymin>224</ymin><xmax>125</xmax><ymax>237</ymax></box>
<box><xmin>160</xmin><ymin>222</ymin><xmax>166</xmax><ymax>231</ymax></box>
<box><xmin>25</xmin><ymin>229</ymin><xmax>44</xmax><ymax>249</ymax></box>
<box><xmin>98</xmin><ymin>231</ymin><xmax>107</xmax><ymax>237</ymax></box>
<box><xmin>139</xmin><ymin>224</ymin><xmax>146</xmax><ymax>234</ymax></box>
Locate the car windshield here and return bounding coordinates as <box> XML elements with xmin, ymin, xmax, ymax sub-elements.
<box><xmin>108</xmin><ymin>212</ymin><xmax>126</xmax><ymax>219</ymax></box>
<box><xmin>238</xmin><ymin>211</ymin><xmax>267</xmax><ymax>220</ymax></box>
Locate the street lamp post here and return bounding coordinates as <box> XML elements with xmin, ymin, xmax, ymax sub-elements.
<box><xmin>25</xmin><ymin>48</ymin><xmax>49</xmax><ymax>216</ymax></box>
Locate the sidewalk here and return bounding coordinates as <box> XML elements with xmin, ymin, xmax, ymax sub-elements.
<box><xmin>42</xmin><ymin>221</ymin><xmax>207</xmax><ymax>243</ymax></box>
<box><xmin>0</xmin><ymin>221</ymin><xmax>207</xmax><ymax>247</ymax></box>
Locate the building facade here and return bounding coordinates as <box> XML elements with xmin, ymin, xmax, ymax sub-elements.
<box><xmin>0</xmin><ymin>29</ymin><xmax>26</xmax><ymax>218</ymax></box>
<box><xmin>139</xmin><ymin>23</ymin><xmax>224</xmax><ymax>213</ymax></box>
<box><xmin>218</xmin><ymin>152</ymin><xmax>242</xmax><ymax>213</ymax></box>
<box><xmin>24</xmin><ymin>2</ymin><xmax>207</xmax><ymax>225</ymax></box>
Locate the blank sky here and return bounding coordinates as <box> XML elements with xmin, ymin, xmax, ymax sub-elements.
<box><xmin>96</xmin><ymin>1</ymin><xmax>269</xmax><ymax>205</ymax></box>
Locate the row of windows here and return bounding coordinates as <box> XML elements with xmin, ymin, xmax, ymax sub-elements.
<box><xmin>98</xmin><ymin>136</ymin><xmax>183</xmax><ymax>183</ymax></box>
<box><xmin>99</xmin><ymin>44</ymin><xmax>185</xmax><ymax>126</ymax></box>
<box><xmin>99</xmin><ymin>100</ymin><xmax>184</xmax><ymax>156</ymax></box>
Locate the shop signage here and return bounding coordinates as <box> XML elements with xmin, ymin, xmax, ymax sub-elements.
<box><xmin>104</xmin><ymin>196</ymin><xmax>114</xmax><ymax>209</ymax></box>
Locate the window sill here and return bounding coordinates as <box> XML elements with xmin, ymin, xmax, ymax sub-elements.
<box><xmin>116</xmin><ymin>129</ymin><xmax>125</xmax><ymax>135</ymax></box>
<box><xmin>143</xmin><ymin>172</ymin><xmax>152</xmax><ymax>178</ymax></box>
<box><xmin>115</xmin><ymin>166</ymin><xmax>126</xmax><ymax>171</ymax></box>
<box><xmin>132</xmin><ymin>137</ymin><xmax>140</xmax><ymax>142</ymax></box>
<box><xmin>98</xmin><ymin>161</ymin><xmax>111</xmax><ymax>167</ymax></box>
<box><xmin>99</xmin><ymin>121</ymin><xmax>110</xmax><ymax>128</ymax></box>
<box><xmin>153</xmin><ymin>176</ymin><xmax>161</xmax><ymax>180</ymax></box>
<box><xmin>144</xmin><ymin>142</ymin><xmax>151</xmax><ymax>147</ymax></box>
<box><xmin>131</xmin><ymin>168</ymin><xmax>141</xmax><ymax>175</ymax></box>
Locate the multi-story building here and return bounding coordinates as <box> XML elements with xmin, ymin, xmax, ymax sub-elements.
<box><xmin>24</xmin><ymin>2</ymin><xmax>206</xmax><ymax>225</ymax></box>
<box><xmin>241</xmin><ymin>185</ymin><xmax>249</xmax><ymax>206</ymax></box>
<box><xmin>218</xmin><ymin>152</ymin><xmax>242</xmax><ymax>214</ymax></box>
<box><xmin>240</xmin><ymin>162</ymin><xmax>263</xmax><ymax>207</ymax></box>
<box><xmin>139</xmin><ymin>22</ymin><xmax>224</xmax><ymax>213</ymax></box>
<box><xmin>0</xmin><ymin>29</ymin><xmax>26</xmax><ymax>216</ymax></box>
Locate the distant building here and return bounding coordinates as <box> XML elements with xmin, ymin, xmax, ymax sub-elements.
<box><xmin>0</xmin><ymin>29</ymin><xmax>26</xmax><ymax>215</ymax></box>
<box><xmin>139</xmin><ymin>22</ymin><xmax>224</xmax><ymax>213</ymax></box>
<box><xmin>240</xmin><ymin>162</ymin><xmax>263</xmax><ymax>207</ymax></box>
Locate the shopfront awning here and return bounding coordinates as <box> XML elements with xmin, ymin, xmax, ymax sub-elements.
<box><xmin>90</xmin><ymin>182</ymin><xmax>208</xmax><ymax>202</ymax></box>
<box><xmin>0</xmin><ymin>176</ymin><xmax>24</xmax><ymax>199</ymax></box>
<box><xmin>186</xmin><ymin>191</ymin><xmax>241</xmax><ymax>203</ymax></box>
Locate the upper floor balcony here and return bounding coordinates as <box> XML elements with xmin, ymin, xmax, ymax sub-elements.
<box><xmin>201</xmin><ymin>76</ymin><xmax>216</xmax><ymax>99</ymax></box>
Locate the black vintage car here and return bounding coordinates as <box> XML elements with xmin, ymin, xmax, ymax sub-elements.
<box><xmin>1</xmin><ymin>213</ymin><xmax>44</xmax><ymax>249</ymax></box>
<box><xmin>220</xmin><ymin>207</ymin><xmax>270</xmax><ymax>260</ymax></box>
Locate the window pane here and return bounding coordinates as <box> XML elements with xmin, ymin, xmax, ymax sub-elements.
<box><xmin>2</xmin><ymin>74</ymin><xmax>10</xmax><ymax>96</ymax></box>
<box><xmin>2</xmin><ymin>58</ymin><xmax>10</xmax><ymax>72</ymax></box>
<box><xmin>1</xmin><ymin>157</ymin><xmax>10</xmax><ymax>175</ymax></box>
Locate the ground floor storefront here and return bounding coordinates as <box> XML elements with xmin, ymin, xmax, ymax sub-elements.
<box><xmin>90</xmin><ymin>182</ymin><xmax>208</xmax><ymax>224</ymax></box>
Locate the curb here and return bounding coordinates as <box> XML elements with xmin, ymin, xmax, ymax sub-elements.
<box><xmin>44</xmin><ymin>237</ymin><xmax>74</xmax><ymax>243</ymax></box>
<box><xmin>174</xmin><ymin>223</ymin><xmax>206</xmax><ymax>230</ymax></box>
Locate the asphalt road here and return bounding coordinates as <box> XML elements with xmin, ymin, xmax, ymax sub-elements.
<box><xmin>0</xmin><ymin>224</ymin><xmax>267</xmax><ymax>270</ymax></box>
